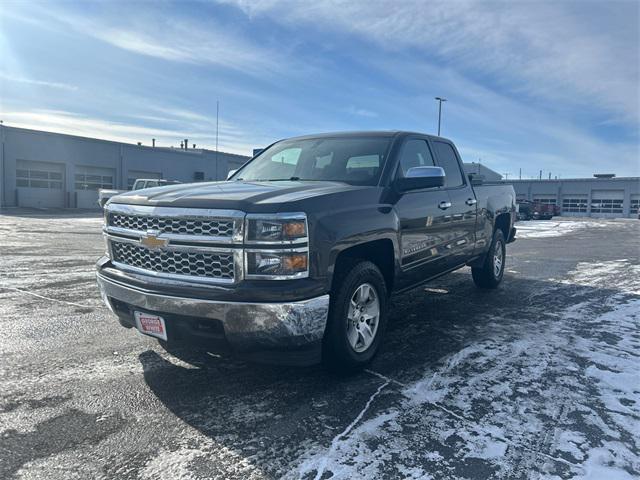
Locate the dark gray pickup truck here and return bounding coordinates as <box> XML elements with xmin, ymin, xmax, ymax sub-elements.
<box><xmin>97</xmin><ymin>131</ymin><xmax>516</xmax><ymax>371</ymax></box>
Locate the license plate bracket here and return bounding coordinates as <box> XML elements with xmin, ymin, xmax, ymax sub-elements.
<box><xmin>134</xmin><ymin>311</ymin><xmax>167</xmax><ymax>341</ymax></box>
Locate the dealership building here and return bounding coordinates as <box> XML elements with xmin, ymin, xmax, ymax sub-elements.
<box><xmin>1</xmin><ymin>125</ymin><xmax>638</xmax><ymax>217</ymax></box>
<box><xmin>505</xmin><ymin>176</ymin><xmax>640</xmax><ymax>218</ymax></box>
<box><xmin>465</xmin><ymin>162</ymin><xmax>639</xmax><ymax>218</ymax></box>
<box><xmin>0</xmin><ymin>125</ymin><xmax>250</xmax><ymax>209</ymax></box>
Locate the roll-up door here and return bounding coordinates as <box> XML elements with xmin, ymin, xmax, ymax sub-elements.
<box><xmin>532</xmin><ymin>194</ymin><xmax>557</xmax><ymax>205</ymax></box>
<box><xmin>591</xmin><ymin>190</ymin><xmax>624</xmax><ymax>215</ymax></box>
<box><xmin>561</xmin><ymin>194</ymin><xmax>588</xmax><ymax>214</ymax></box>
<box><xmin>630</xmin><ymin>194</ymin><xmax>640</xmax><ymax>215</ymax></box>
<box><xmin>16</xmin><ymin>160</ymin><xmax>65</xmax><ymax>208</ymax></box>
<box><xmin>74</xmin><ymin>165</ymin><xmax>116</xmax><ymax>208</ymax></box>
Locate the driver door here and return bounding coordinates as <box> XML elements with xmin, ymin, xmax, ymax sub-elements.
<box><xmin>393</xmin><ymin>138</ymin><xmax>453</xmax><ymax>289</ymax></box>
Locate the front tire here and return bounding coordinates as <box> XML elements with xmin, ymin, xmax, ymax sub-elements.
<box><xmin>472</xmin><ymin>229</ymin><xmax>506</xmax><ymax>289</ymax></box>
<box><xmin>322</xmin><ymin>260</ymin><xmax>388</xmax><ymax>373</ymax></box>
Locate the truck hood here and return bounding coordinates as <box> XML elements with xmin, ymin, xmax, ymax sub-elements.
<box><xmin>109</xmin><ymin>180</ymin><xmax>372</xmax><ymax>212</ymax></box>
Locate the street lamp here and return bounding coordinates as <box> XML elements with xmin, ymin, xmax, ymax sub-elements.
<box><xmin>435</xmin><ymin>97</ymin><xmax>447</xmax><ymax>136</ymax></box>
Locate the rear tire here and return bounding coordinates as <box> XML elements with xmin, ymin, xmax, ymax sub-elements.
<box><xmin>322</xmin><ymin>260</ymin><xmax>388</xmax><ymax>373</ymax></box>
<box><xmin>472</xmin><ymin>229</ymin><xmax>506</xmax><ymax>289</ymax></box>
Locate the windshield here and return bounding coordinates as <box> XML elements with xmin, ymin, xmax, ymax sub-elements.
<box><xmin>233</xmin><ymin>136</ymin><xmax>392</xmax><ymax>186</ymax></box>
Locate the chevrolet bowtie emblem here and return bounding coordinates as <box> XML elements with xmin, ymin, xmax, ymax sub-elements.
<box><xmin>140</xmin><ymin>231</ymin><xmax>169</xmax><ymax>250</ymax></box>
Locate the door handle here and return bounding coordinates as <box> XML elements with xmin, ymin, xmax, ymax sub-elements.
<box><xmin>466</xmin><ymin>198</ymin><xmax>477</xmax><ymax>206</ymax></box>
<box><xmin>438</xmin><ymin>201</ymin><xmax>452</xmax><ymax>210</ymax></box>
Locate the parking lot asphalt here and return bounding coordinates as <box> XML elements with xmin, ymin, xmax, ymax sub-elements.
<box><xmin>0</xmin><ymin>210</ymin><xmax>638</xmax><ymax>480</ymax></box>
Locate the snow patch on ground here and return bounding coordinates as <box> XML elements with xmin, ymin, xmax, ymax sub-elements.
<box><xmin>292</xmin><ymin>261</ymin><xmax>640</xmax><ymax>479</ymax></box>
<box><xmin>555</xmin><ymin>259</ymin><xmax>640</xmax><ymax>295</ymax></box>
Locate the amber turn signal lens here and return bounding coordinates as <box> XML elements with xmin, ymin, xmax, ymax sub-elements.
<box><xmin>283</xmin><ymin>221</ymin><xmax>306</xmax><ymax>238</ymax></box>
<box><xmin>283</xmin><ymin>254</ymin><xmax>308</xmax><ymax>271</ymax></box>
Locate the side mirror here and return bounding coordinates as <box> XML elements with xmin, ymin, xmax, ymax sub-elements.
<box><xmin>226</xmin><ymin>169</ymin><xmax>238</xmax><ymax>180</ymax></box>
<box><xmin>395</xmin><ymin>166</ymin><xmax>445</xmax><ymax>192</ymax></box>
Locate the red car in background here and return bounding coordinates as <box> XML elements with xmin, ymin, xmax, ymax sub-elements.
<box><xmin>517</xmin><ymin>200</ymin><xmax>560</xmax><ymax>220</ymax></box>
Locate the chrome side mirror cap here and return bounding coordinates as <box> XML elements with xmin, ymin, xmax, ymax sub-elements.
<box><xmin>395</xmin><ymin>166</ymin><xmax>445</xmax><ymax>192</ymax></box>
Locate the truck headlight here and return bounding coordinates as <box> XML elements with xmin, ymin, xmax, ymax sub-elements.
<box><xmin>244</xmin><ymin>213</ymin><xmax>309</xmax><ymax>279</ymax></box>
<box><xmin>245</xmin><ymin>250</ymin><xmax>308</xmax><ymax>278</ymax></box>
<box><xmin>245</xmin><ymin>213</ymin><xmax>307</xmax><ymax>243</ymax></box>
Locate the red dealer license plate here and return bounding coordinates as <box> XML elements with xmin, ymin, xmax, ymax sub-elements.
<box><xmin>134</xmin><ymin>311</ymin><xmax>167</xmax><ymax>341</ymax></box>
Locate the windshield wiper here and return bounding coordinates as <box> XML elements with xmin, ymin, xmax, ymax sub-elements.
<box><xmin>255</xmin><ymin>177</ymin><xmax>302</xmax><ymax>181</ymax></box>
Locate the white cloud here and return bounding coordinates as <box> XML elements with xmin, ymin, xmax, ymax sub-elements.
<box><xmin>0</xmin><ymin>108</ymin><xmax>256</xmax><ymax>155</ymax></box>
<box><xmin>0</xmin><ymin>72</ymin><xmax>78</xmax><ymax>91</ymax></box>
<box><xmin>345</xmin><ymin>106</ymin><xmax>378</xmax><ymax>118</ymax></box>
<box><xmin>23</xmin><ymin>4</ymin><xmax>285</xmax><ymax>76</ymax></box>
<box><xmin>88</xmin><ymin>22</ymin><xmax>276</xmax><ymax>74</ymax></box>
<box><xmin>222</xmin><ymin>0</ymin><xmax>639</xmax><ymax>126</ymax></box>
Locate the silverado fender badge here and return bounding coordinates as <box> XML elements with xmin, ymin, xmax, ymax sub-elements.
<box><xmin>140</xmin><ymin>231</ymin><xmax>169</xmax><ymax>250</ymax></box>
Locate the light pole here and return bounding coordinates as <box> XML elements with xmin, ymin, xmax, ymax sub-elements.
<box><xmin>435</xmin><ymin>97</ymin><xmax>447</xmax><ymax>136</ymax></box>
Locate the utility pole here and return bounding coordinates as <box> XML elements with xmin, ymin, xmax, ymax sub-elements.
<box><xmin>539</xmin><ymin>170</ymin><xmax>542</xmax><ymax>180</ymax></box>
<box><xmin>435</xmin><ymin>97</ymin><xmax>447</xmax><ymax>136</ymax></box>
<box><xmin>215</xmin><ymin>100</ymin><xmax>220</xmax><ymax>180</ymax></box>
<box><xmin>519</xmin><ymin>168</ymin><xmax>522</xmax><ymax>180</ymax></box>
<box><xmin>215</xmin><ymin>100</ymin><xmax>219</xmax><ymax>156</ymax></box>
<box><xmin>503</xmin><ymin>172</ymin><xmax>511</xmax><ymax>180</ymax></box>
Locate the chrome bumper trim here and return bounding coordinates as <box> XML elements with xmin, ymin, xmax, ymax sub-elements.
<box><xmin>96</xmin><ymin>273</ymin><xmax>330</xmax><ymax>349</ymax></box>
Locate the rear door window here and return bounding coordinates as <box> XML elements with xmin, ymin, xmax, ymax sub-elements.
<box><xmin>433</xmin><ymin>141</ymin><xmax>464</xmax><ymax>188</ymax></box>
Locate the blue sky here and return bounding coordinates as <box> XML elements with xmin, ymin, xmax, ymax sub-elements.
<box><xmin>1</xmin><ymin>0</ymin><xmax>638</xmax><ymax>178</ymax></box>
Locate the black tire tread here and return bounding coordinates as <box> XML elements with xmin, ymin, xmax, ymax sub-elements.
<box><xmin>472</xmin><ymin>229</ymin><xmax>505</xmax><ymax>289</ymax></box>
<box><xmin>322</xmin><ymin>259</ymin><xmax>388</xmax><ymax>373</ymax></box>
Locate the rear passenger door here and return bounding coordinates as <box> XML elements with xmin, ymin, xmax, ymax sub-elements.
<box><xmin>431</xmin><ymin>140</ymin><xmax>477</xmax><ymax>267</ymax></box>
<box><xmin>393</xmin><ymin>138</ymin><xmax>453</xmax><ymax>288</ymax></box>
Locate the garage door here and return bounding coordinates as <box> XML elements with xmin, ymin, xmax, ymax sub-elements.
<box><xmin>630</xmin><ymin>194</ymin><xmax>639</xmax><ymax>215</ymax></box>
<box><xmin>591</xmin><ymin>190</ymin><xmax>624</xmax><ymax>217</ymax></box>
<box><xmin>16</xmin><ymin>160</ymin><xmax>65</xmax><ymax>208</ymax></box>
<box><xmin>532</xmin><ymin>194</ymin><xmax>557</xmax><ymax>205</ymax></box>
<box><xmin>561</xmin><ymin>194</ymin><xmax>588</xmax><ymax>216</ymax></box>
<box><xmin>74</xmin><ymin>166</ymin><xmax>116</xmax><ymax>209</ymax></box>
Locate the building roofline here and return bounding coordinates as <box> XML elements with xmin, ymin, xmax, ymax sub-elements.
<box><xmin>503</xmin><ymin>177</ymin><xmax>640</xmax><ymax>182</ymax></box>
<box><xmin>0</xmin><ymin>124</ymin><xmax>249</xmax><ymax>159</ymax></box>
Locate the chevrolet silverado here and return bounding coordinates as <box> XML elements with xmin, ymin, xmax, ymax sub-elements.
<box><xmin>97</xmin><ymin>131</ymin><xmax>516</xmax><ymax>371</ymax></box>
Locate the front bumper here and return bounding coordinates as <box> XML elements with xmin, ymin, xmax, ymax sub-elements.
<box><xmin>97</xmin><ymin>271</ymin><xmax>330</xmax><ymax>366</ymax></box>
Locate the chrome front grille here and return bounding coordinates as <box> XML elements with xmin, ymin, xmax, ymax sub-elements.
<box><xmin>104</xmin><ymin>204</ymin><xmax>244</xmax><ymax>284</ymax></box>
<box><xmin>111</xmin><ymin>241</ymin><xmax>234</xmax><ymax>280</ymax></box>
<box><xmin>109</xmin><ymin>212</ymin><xmax>234</xmax><ymax>237</ymax></box>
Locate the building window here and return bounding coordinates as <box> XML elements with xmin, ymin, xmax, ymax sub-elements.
<box><xmin>591</xmin><ymin>199</ymin><xmax>623</xmax><ymax>214</ymax></box>
<box><xmin>630</xmin><ymin>197</ymin><xmax>640</xmax><ymax>214</ymax></box>
<box><xmin>562</xmin><ymin>197</ymin><xmax>588</xmax><ymax>213</ymax></box>
<box><xmin>16</xmin><ymin>168</ymin><xmax>63</xmax><ymax>189</ymax></box>
<box><xmin>74</xmin><ymin>174</ymin><xmax>113</xmax><ymax>191</ymax></box>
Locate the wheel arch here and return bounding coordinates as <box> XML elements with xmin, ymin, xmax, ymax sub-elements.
<box><xmin>330</xmin><ymin>238</ymin><xmax>396</xmax><ymax>294</ymax></box>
